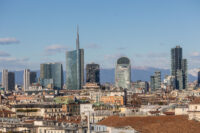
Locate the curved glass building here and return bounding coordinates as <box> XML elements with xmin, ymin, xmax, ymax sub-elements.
<box><xmin>115</xmin><ymin>57</ymin><xmax>131</xmax><ymax>89</ymax></box>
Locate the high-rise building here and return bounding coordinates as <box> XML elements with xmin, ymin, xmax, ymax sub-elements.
<box><xmin>30</xmin><ymin>72</ymin><xmax>37</xmax><ymax>84</ymax></box>
<box><xmin>23</xmin><ymin>69</ymin><xmax>37</xmax><ymax>91</ymax></box>
<box><xmin>8</xmin><ymin>72</ymin><xmax>15</xmax><ymax>91</ymax></box>
<box><xmin>2</xmin><ymin>70</ymin><xmax>15</xmax><ymax>91</ymax></box>
<box><xmin>171</xmin><ymin>46</ymin><xmax>187</xmax><ymax>89</ymax></box>
<box><xmin>154</xmin><ymin>71</ymin><xmax>161</xmax><ymax>89</ymax></box>
<box><xmin>150</xmin><ymin>76</ymin><xmax>155</xmax><ymax>91</ymax></box>
<box><xmin>66</xmin><ymin>27</ymin><xmax>84</xmax><ymax>90</ymax></box>
<box><xmin>198</xmin><ymin>70</ymin><xmax>200</xmax><ymax>87</ymax></box>
<box><xmin>150</xmin><ymin>71</ymin><xmax>161</xmax><ymax>91</ymax></box>
<box><xmin>40</xmin><ymin>63</ymin><xmax>63</xmax><ymax>90</ymax></box>
<box><xmin>86</xmin><ymin>63</ymin><xmax>100</xmax><ymax>84</ymax></box>
<box><xmin>115</xmin><ymin>57</ymin><xmax>131</xmax><ymax>89</ymax></box>
<box><xmin>182</xmin><ymin>59</ymin><xmax>187</xmax><ymax>89</ymax></box>
<box><xmin>2</xmin><ymin>69</ymin><xmax>8</xmax><ymax>91</ymax></box>
<box><xmin>23</xmin><ymin>69</ymin><xmax>30</xmax><ymax>91</ymax></box>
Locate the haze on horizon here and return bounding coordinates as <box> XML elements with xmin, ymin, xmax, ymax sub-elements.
<box><xmin>0</xmin><ymin>0</ymin><xmax>200</xmax><ymax>76</ymax></box>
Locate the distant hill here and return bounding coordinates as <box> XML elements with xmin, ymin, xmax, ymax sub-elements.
<box><xmin>0</xmin><ymin>68</ymin><xmax>196</xmax><ymax>85</ymax></box>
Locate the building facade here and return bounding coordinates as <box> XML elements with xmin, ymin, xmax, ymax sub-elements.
<box><xmin>2</xmin><ymin>69</ymin><xmax>8</xmax><ymax>91</ymax></box>
<box><xmin>171</xmin><ymin>46</ymin><xmax>187</xmax><ymax>90</ymax></box>
<box><xmin>66</xmin><ymin>27</ymin><xmax>84</xmax><ymax>90</ymax></box>
<box><xmin>8</xmin><ymin>72</ymin><xmax>15</xmax><ymax>91</ymax></box>
<box><xmin>24</xmin><ymin>69</ymin><xmax>37</xmax><ymax>91</ymax></box>
<box><xmin>86</xmin><ymin>63</ymin><xmax>100</xmax><ymax>84</ymax></box>
<box><xmin>150</xmin><ymin>71</ymin><xmax>161</xmax><ymax>91</ymax></box>
<box><xmin>2</xmin><ymin>70</ymin><xmax>15</xmax><ymax>91</ymax></box>
<box><xmin>115</xmin><ymin>57</ymin><xmax>131</xmax><ymax>89</ymax></box>
<box><xmin>40</xmin><ymin>63</ymin><xmax>63</xmax><ymax>90</ymax></box>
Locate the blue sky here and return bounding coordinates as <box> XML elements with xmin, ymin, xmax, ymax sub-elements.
<box><xmin>0</xmin><ymin>0</ymin><xmax>200</xmax><ymax>75</ymax></box>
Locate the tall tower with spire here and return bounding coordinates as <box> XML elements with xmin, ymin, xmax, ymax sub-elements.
<box><xmin>66</xmin><ymin>26</ymin><xmax>84</xmax><ymax>90</ymax></box>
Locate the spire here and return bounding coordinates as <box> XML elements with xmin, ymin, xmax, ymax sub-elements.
<box><xmin>76</xmin><ymin>25</ymin><xmax>80</xmax><ymax>50</ymax></box>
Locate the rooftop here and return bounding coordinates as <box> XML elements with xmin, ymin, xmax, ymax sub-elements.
<box><xmin>98</xmin><ymin>115</ymin><xmax>200</xmax><ymax>133</ymax></box>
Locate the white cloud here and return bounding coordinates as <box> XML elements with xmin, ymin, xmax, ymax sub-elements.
<box><xmin>85</xmin><ymin>43</ymin><xmax>100</xmax><ymax>49</ymax></box>
<box><xmin>190</xmin><ymin>52</ymin><xmax>200</xmax><ymax>57</ymax></box>
<box><xmin>0</xmin><ymin>57</ymin><xmax>30</xmax><ymax>70</ymax></box>
<box><xmin>188</xmin><ymin>68</ymin><xmax>200</xmax><ymax>77</ymax></box>
<box><xmin>0</xmin><ymin>51</ymin><xmax>10</xmax><ymax>57</ymax></box>
<box><xmin>0</xmin><ymin>38</ymin><xmax>20</xmax><ymax>45</ymax></box>
<box><xmin>45</xmin><ymin>44</ymin><xmax>67</xmax><ymax>55</ymax></box>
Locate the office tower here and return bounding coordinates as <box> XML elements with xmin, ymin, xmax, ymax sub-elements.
<box><xmin>66</xmin><ymin>27</ymin><xmax>84</xmax><ymax>90</ymax></box>
<box><xmin>182</xmin><ymin>59</ymin><xmax>187</xmax><ymax>89</ymax></box>
<box><xmin>40</xmin><ymin>63</ymin><xmax>63</xmax><ymax>90</ymax></box>
<box><xmin>115</xmin><ymin>57</ymin><xmax>131</xmax><ymax>89</ymax></box>
<box><xmin>198</xmin><ymin>70</ymin><xmax>200</xmax><ymax>87</ymax></box>
<box><xmin>154</xmin><ymin>71</ymin><xmax>161</xmax><ymax>89</ymax></box>
<box><xmin>23</xmin><ymin>69</ymin><xmax>37</xmax><ymax>91</ymax></box>
<box><xmin>171</xmin><ymin>46</ymin><xmax>187</xmax><ymax>89</ymax></box>
<box><xmin>171</xmin><ymin>46</ymin><xmax>182</xmax><ymax>76</ymax></box>
<box><xmin>2</xmin><ymin>70</ymin><xmax>15</xmax><ymax>91</ymax></box>
<box><xmin>150</xmin><ymin>71</ymin><xmax>161</xmax><ymax>91</ymax></box>
<box><xmin>150</xmin><ymin>76</ymin><xmax>155</xmax><ymax>91</ymax></box>
<box><xmin>2</xmin><ymin>69</ymin><xmax>8</xmax><ymax>91</ymax></box>
<box><xmin>86</xmin><ymin>63</ymin><xmax>100</xmax><ymax>84</ymax></box>
<box><xmin>30</xmin><ymin>72</ymin><xmax>37</xmax><ymax>84</ymax></box>
<box><xmin>8</xmin><ymin>72</ymin><xmax>15</xmax><ymax>91</ymax></box>
<box><xmin>23</xmin><ymin>69</ymin><xmax>30</xmax><ymax>91</ymax></box>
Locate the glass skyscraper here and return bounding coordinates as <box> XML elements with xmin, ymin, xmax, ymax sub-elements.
<box><xmin>40</xmin><ymin>63</ymin><xmax>63</xmax><ymax>90</ymax></box>
<box><xmin>115</xmin><ymin>57</ymin><xmax>131</xmax><ymax>89</ymax></box>
<box><xmin>66</xmin><ymin>27</ymin><xmax>84</xmax><ymax>90</ymax></box>
<box><xmin>150</xmin><ymin>71</ymin><xmax>161</xmax><ymax>91</ymax></box>
<box><xmin>171</xmin><ymin>46</ymin><xmax>187</xmax><ymax>89</ymax></box>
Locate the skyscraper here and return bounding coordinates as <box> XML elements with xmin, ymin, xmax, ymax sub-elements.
<box><xmin>8</xmin><ymin>72</ymin><xmax>15</xmax><ymax>91</ymax></box>
<box><xmin>40</xmin><ymin>63</ymin><xmax>63</xmax><ymax>90</ymax></box>
<box><xmin>150</xmin><ymin>76</ymin><xmax>155</xmax><ymax>91</ymax></box>
<box><xmin>171</xmin><ymin>46</ymin><xmax>187</xmax><ymax>89</ymax></box>
<box><xmin>23</xmin><ymin>69</ymin><xmax>30</xmax><ymax>91</ymax></box>
<box><xmin>30</xmin><ymin>72</ymin><xmax>37</xmax><ymax>85</ymax></box>
<box><xmin>66</xmin><ymin>27</ymin><xmax>84</xmax><ymax>90</ymax></box>
<box><xmin>2</xmin><ymin>69</ymin><xmax>8</xmax><ymax>91</ymax></box>
<box><xmin>115</xmin><ymin>57</ymin><xmax>131</xmax><ymax>89</ymax></box>
<box><xmin>2</xmin><ymin>70</ymin><xmax>15</xmax><ymax>91</ymax></box>
<box><xmin>154</xmin><ymin>71</ymin><xmax>161</xmax><ymax>89</ymax></box>
<box><xmin>23</xmin><ymin>69</ymin><xmax>37</xmax><ymax>91</ymax></box>
<box><xmin>86</xmin><ymin>63</ymin><xmax>100</xmax><ymax>84</ymax></box>
<box><xmin>150</xmin><ymin>71</ymin><xmax>161</xmax><ymax>91</ymax></box>
<box><xmin>198</xmin><ymin>70</ymin><xmax>200</xmax><ymax>87</ymax></box>
<box><xmin>182</xmin><ymin>59</ymin><xmax>187</xmax><ymax>89</ymax></box>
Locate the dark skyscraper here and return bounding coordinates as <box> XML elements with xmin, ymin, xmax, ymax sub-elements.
<box><xmin>8</xmin><ymin>72</ymin><xmax>15</xmax><ymax>91</ymax></box>
<box><xmin>171</xmin><ymin>46</ymin><xmax>182</xmax><ymax>77</ymax></box>
<box><xmin>66</xmin><ymin>27</ymin><xmax>84</xmax><ymax>90</ymax></box>
<box><xmin>40</xmin><ymin>63</ymin><xmax>63</xmax><ymax>90</ymax></box>
<box><xmin>171</xmin><ymin>46</ymin><xmax>187</xmax><ymax>89</ymax></box>
<box><xmin>198</xmin><ymin>70</ymin><xmax>200</xmax><ymax>86</ymax></box>
<box><xmin>30</xmin><ymin>72</ymin><xmax>37</xmax><ymax>85</ymax></box>
<box><xmin>86</xmin><ymin>63</ymin><xmax>100</xmax><ymax>84</ymax></box>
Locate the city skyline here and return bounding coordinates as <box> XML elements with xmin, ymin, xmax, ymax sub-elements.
<box><xmin>0</xmin><ymin>0</ymin><xmax>200</xmax><ymax>75</ymax></box>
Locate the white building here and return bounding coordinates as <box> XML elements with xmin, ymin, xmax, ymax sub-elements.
<box><xmin>188</xmin><ymin>98</ymin><xmax>200</xmax><ymax>121</ymax></box>
<box><xmin>23</xmin><ymin>69</ymin><xmax>30</xmax><ymax>91</ymax></box>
